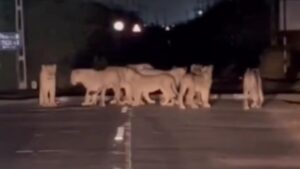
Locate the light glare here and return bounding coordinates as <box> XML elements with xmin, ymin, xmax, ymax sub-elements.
<box><xmin>113</xmin><ymin>21</ymin><xmax>125</xmax><ymax>31</ymax></box>
<box><xmin>132</xmin><ymin>24</ymin><xmax>142</xmax><ymax>33</ymax></box>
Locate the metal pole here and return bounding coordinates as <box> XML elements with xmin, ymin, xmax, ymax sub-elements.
<box><xmin>15</xmin><ymin>0</ymin><xmax>27</xmax><ymax>89</ymax></box>
<box><xmin>282</xmin><ymin>0</ymin><xmax>289</xmax><ymax>74</ymax></box>
<box><xmin>270</xmin><ymin>0</ymin><xmax>278</xmax><ymax>46</ymax></box>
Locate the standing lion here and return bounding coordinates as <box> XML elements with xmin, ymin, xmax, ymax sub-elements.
<box><xmin>243</xmin><ymin>68</ymin><xmax>264</xmax><ymax>110</ymax></box>
<box><xmin>70</xmin><ymin>68</ymin><xmax>121</xmax><ymax>107</ymax></box>
<box><xmin>127</xmin><ymin>69</ymin><xmax>178</xmax><ymax>106</ymax></box>
<box><xmin>39</xmin><ymin>64</ymin><xmax>57</xmax><ymax>107</ymax></box>
<box><xmin>108</xmin><ymin>67</ymin><xmax>178</xmax><ymax>107</ymax></box>
<box><xmin>177</xmin><ymin>65</ymin><xmax>213</xmax><ymax>109</ymax></box>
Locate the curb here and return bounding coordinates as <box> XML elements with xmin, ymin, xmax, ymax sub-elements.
<box><xmin>211</xmin><ymin>94</ymin><xmax>300</xmax><ymax>102</ymax></box>
<box><xmin>0</xmin><ymin>94</ymin><xmax>300</xmax><ymax>105</ymax></box>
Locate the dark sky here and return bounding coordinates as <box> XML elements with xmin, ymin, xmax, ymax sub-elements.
<box><xmin>94</xmin><ymin>0</ymin><xmax>222</xmax><ymax>25</ymax></box>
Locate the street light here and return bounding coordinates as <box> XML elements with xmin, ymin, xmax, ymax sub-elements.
<box><xmin>197</xmin><ymin>9</ymin><xmax>203</xmax><ymax>16</ymax></box>
<box><xmin>165</xmin><ymin>26</ymin><xmax>170</xmax><ymax>31</ymax></box>
<box><xmin>132</xmin><ymin>24</ymin><xmax>142</xmax><ymax>33</ymax></box>
<box><xmin>113</xmin><ymin>20</ymin><xmax>125</xmax><ymax>32</ymax></box>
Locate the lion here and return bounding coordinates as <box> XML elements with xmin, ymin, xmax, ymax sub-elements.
<box><xmin>70</xmin><ymin>68</ymin><xmax>121</xmax><ymax>107</ymax></box>
<box><xmin>39</xmin><ymin>64</ymin><xmax>57</xmax><ymax>107</ymax></box>
<box><xmin>131</xmin><ymin>67</ymin><xmax>186</xmax><ymax>104</ymax></box>
<box><xmin>121</xmin><ymin>68</ymin><xmax>178</xmax><ymax>107</ymax></box>
<box><xmin>243</xmin><ymin>68</ymin><xmax>264</xmax><ymax>110</ymax></box>
<box><xmin>104</xmin><ymin>66</ymin><xmax>136</xmax><ymax>105</ymax></box>
<box><xmin>105</xmin><ymin>66</ymin><xmax>178</xmax><ymax>106</ymax></box>
<box><xmin>177</xmin><ymin>65</ymin><xmax>214</xmax><ymax>109</ymax></box>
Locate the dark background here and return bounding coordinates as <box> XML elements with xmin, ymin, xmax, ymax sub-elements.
<box><xmin>1</xmin><ymin>0</ymin><xmax>299</xmax><ymax>94</ymax></box>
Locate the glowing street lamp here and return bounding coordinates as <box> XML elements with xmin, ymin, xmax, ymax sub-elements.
<box><xmin>132</xmin><ymin>24</ymin><xmax>142</xmax><ymax>33</ymax></box>
<box><xmin>113</xmin><ymin>20</ymin><xmax>125</xmax><ymax>31</ymax></box>
<box><xmin>197</xmin><ymin>9</ymin><xmax>203</xmax><ymax>16</ymax></box>
<box><xmin>165</xmin><ymin>26</ymin><xmax>170</xmax><ymax>31</ymax></box>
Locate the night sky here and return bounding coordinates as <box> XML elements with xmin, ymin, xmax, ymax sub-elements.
<box><xmin>93</xmin><ymin>0</ymin><xmax>222</xmax><ymax>25</ymax></box>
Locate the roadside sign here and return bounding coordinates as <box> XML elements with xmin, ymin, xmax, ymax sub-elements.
<box><xmin>0</xmin><ymin>32</ymin><xmax>20</xmax><ymax>51</ymax></box>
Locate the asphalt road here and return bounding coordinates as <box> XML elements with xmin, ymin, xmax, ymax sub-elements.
<box><xmin>131</xmin><ymin>100</ymin><xmax>300</xmax><ymax>169</ymax></box>
<box><xmin>0</xmin><ymin>99</ymin><xmax>128</xmax><ymax>169</ymax></box>
<box><xmin>1</xmin><ymin>99</ymin><xmax>300</xmax><ymax>169</ymax></box>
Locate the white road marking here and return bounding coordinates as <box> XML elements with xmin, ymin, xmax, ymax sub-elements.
<box><xmin>60</xmin><ymin>129</ymin><xmax>81</xmax><ymax>134</ymax></box>
<box><xmin>121</xmin><ymin>106</ymin><xmax>130</xmax><ymax>113</ymax></box>
<box><xmin>16</xmin><ymin>150</ymin><xmax>34</xmax><ymax>154</ymax></box>
<box><xmin>113</xmin><ymin>167</ymin><xmax>122</xmax><ymax>169</ymax></box>
<box><xmin>114</xmin><ymin>126</ymin><xmax>125</xmax><ymax>142</ymax></box>
<box><xmin>57</xmin><ymin>97</ymin><xmax>70</xmax><ymax>103</ymax></box>
<box><xmin>37</xmin><ymin>149</ymin><xmax>69</xmax><ymax>153</ymax></box>
<box><xmin>34</xmin><ymin>133</ymin><xmax>44</xmax><ymax>137</ymax></box>
<box><xmin>125</xmin><ymin>111</ymin><xmax>133</xmax><ymax>169</ymax></box>
<box><xmin>216</xmin><ymin>157</ymin><xmax>300</xmax><ymax>167</ymax></box>
<box><xmin>111</xmin><ymin>150</ymin><xmax>126</xmax><ymax>155</ymax></box>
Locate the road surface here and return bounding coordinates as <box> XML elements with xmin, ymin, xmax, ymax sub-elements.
<box><xmin>0</xmin><ymin>99</ymin><xmax>127</xmax><ymax>169</ymax></box>
<box><xmin>1</xmin><ymin>99</ymin><xmax>300</xmax><ymax>169</ymax></box>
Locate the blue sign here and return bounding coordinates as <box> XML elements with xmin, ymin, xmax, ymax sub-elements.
<box><xmin>0</xmin><ymin>33</ymin><xmax>20</xmax><ymax>51</ymax></box>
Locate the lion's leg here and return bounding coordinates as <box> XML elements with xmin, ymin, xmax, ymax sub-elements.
<box><xmin>258</xmin><ymin>85</ymin><xmax>264</xmax><ymax>108</ymax></box>
<box><xmin>168</xmin><ymin>98</ymin><xmax>176</xmax><ymax>106</ymax></box>
<box><xmin>186</xmin><ymin>89</ymin><xmax>199</xmax><ymax>109</ymax></box>
<box><xmin>143</xmin><ymin>92</ymin><xmax>156</xmax><ymax>104</ymax></box>
<box><xmin>250</xmin><ymin>98</ymin><xmax>257</xmax><ymax>109</ymax></box>
<box><xmin>249</xmin><ymin>87</ymin><xmax>258</xmax><ymax>109</ymax></box>
<box><xmin>159</xmin><ymin>94</ymin><xmax>166</xmax><ymax>104</ymax></box>
<box><xmin>160</xmin><ymin>88</ymin><xmax>176</xmax><ymax>107</ymax></box>
<box><xmin>110</xmin><ymin>92</ymin><xmax>117</xmax><ymax>105</ymax></box>
<box><xmin>201</xmin><ymin>89</ymin><xmax>211</xmax><ymax>108</ymax></box>
<box><xmin>177</xmin><ymin>85</ymin><xmax>187</xmax><ymax>109</ymax></box>
<box><xmin>99</xmin><ymin>88</ymin><xmax>107</xmax><ymax>107</ymax></box>
<box><xmin>195</xmin><ymin>92</ymin><xmax>203</xmax><ymax>106</ymax></box>
<box><xmin>110</xmin><ymin>87</ymin><xmax>118</xmax><ymax>105</ymax></box>
<box><xmin>90</xmin><ymin>91</ymin><xmax>99</xmax><ymax>106</ymax></box>
<box><xmin>120</xmin><ymin>83</ymin><xmax>132</xmax><ymax>105</ymax></box>
<box><xmin>162</xmin><ymin>97</ymin><xmax>175</xmax><ymax>106</ymax></box>
<box><xmin>39</xmin><ymin>85</ymin><xmax>45</xmax><ymax>106</ymax></box>
<box><xmin>136</xmin><ymin>91</ymin><xmax>146</xmax><ymax>105</ymax></box>
<box><xmin>253</xmin><ymin>90</ymin><xmax>262</xmax><ymax>109</ymax></box>
<box><xmin>132</xmin><ymin>90</ymin><xmax>142</xmax><ymax>107</ymax></box>
<box><xmin>110</xmin><ymin>85</ymin><xmax>122</xmax><ymax>105</ymax></box>
<box><xmin>159</xmin><ymin>89</ymin><xmax>170</xmax><ymax>106</ymax></box>
<box><xmin>44</xmin><ymin>89</ymin><xmax>51</xmax><ymax>107</ymax></box>
<box><xmin>243</xmin><ymin>88</ymin><xmax>250</xmax><ymax>110</ymax></box>
<box><xmin>49</xmin><ymin>84</ymin><xmax>57</xmax><ymax>107</ymax></box>
<box><xmin>41</xmin><ymin>89</ymin><xmax>48</xmax><ymax>107</ymax></box>
<box><xmin>82</xmin><ymin>90</ymin><xmax>93</xmax><ymax>106</ymax></box>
